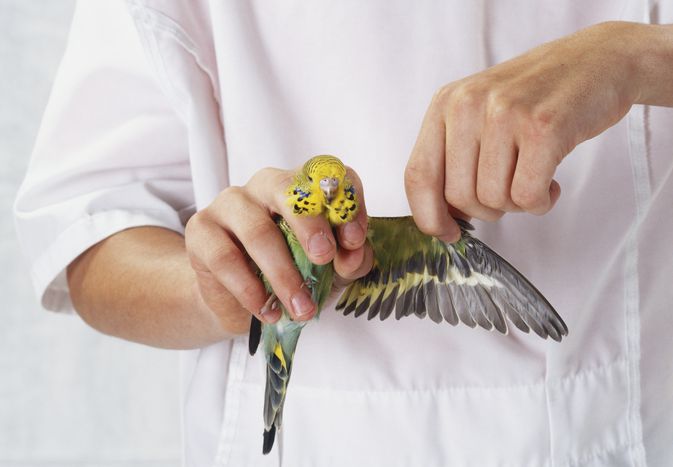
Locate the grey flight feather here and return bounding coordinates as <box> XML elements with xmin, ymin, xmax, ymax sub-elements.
<box><xmin>336</xmin><ymin>217</ymin><xmax>568</xmax><ymax>342</ymax></box>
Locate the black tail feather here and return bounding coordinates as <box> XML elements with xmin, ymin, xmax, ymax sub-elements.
<box><xmin>262</xmin><ymin>425</ymin><xmax>276</xmax><ymax>455</ymax></box>
<box><xmin>249</xmin><ymin>316</ymin><xmax>262</xmax><ymax>356</ymax></box>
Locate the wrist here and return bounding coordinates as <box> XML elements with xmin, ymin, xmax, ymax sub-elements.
<box><xmin>619</xmin><ymin>22</ymin><xmax>673</xmax><ymax>106</ymax></box>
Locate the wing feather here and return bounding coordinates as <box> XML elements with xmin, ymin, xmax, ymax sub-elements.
<box><xmin>475</xmin><ymin>286</ymin><xmax>507</xmax><ymax>334</ymax></box>
<box><xmin>424</xmin><ymin>280</ymin><xmax>442</xmax><ymax>324</ymax></box>
<box><xmin>437</xmin><ymin>284</ymin><xmax>459</xmax><ymax>326</ymax></box>
<box><xmin>450</xmin><ymin>283</ymin><xmax>479</xmax><ymax>329</ymax></box>
<box><xmin>366</xmin><ymin>288</ymin><xmax>386</xmax><ymax>320</ymax></box>
<box><xmin>413</xmin><ymin>282</ymin><xmax>427</xmax><ymax>319</ymax></box>
<box><xmin>335</xmin><ymin>217</ymin><xmax>568</xmax><ymax>341</ymax></box>
<box><xmin>354</xmin><ymin>294</ymin><xmax>372</xmax><ymax>318</ymax></box>
<box><xmin>378</xmin><ymin>283</ymin><xmax>398</xmax><ymax>321</ymax></box>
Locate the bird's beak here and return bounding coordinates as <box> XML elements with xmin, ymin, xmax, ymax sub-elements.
<box><xmin>321</xmin><ymin>178</ymin><xmax>340</xmax><ymax>203</ymax></box>
<box><xmin>322</xmin><ymin>187</ymin><xmax>335</xmax><ymax>203</ymax></box>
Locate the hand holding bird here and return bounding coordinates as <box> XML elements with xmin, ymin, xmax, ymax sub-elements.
<box><xmin>184</xmin><ymin>161</ymin><xmax>373</xmax><ymax>334</ymax></box>
<box><xmin>248</xmin><ymin>155</ymin><xmax>568</xmax><ymax>454</ymax></box>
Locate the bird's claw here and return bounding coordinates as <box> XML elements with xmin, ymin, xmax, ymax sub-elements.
<box><xmin>261</xmin><ymin>293</ymin><xmax>279</xmax><ymax>315</ymax></box>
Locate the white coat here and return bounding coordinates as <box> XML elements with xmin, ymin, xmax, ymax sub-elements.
<box><xmin>14</xmin><ymin>1</ymin><xmax>673</xmax><ymax>466</ymax></box>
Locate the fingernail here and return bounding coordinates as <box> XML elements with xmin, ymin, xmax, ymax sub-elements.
<box><xmin>343</xmin><ymin>221</ymin><xmax>364</xmax><ymax>245</ymax></box>
<box><xmin>291</xmin><ymin>290</ymin><xmax>314</xmax><ymax>317</ymax></box>
<box><xmin>308</xmin><ymin>232</ymin><xmax>333</xmax><ymax>256</ymax></box>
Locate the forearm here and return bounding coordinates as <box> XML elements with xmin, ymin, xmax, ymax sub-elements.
<box><xmin>67</xmin><ymin>226</ymin><xmax>248</xmax><ymax>349</ymax></box>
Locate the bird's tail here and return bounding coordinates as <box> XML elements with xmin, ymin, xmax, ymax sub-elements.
<box><xmin>262</xmin><ymin>319</ymin><xmax>303</xmax><ymax>455</ymax></box>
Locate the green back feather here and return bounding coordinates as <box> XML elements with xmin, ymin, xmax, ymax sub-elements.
<box><xmin>278</xmin><ymin>218</ymin><xmax>334</xmax><ymax>313</ymax></box>
<box><xmin>366</xmin><ymin>216</ymin><xmax>453</xmax><ymax>271</ymax></box>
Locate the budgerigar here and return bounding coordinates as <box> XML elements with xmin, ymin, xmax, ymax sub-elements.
<box><xmin>248</xmin><ymin>155</ymin><xmax>568</xmax><ymax>454</ymax></box>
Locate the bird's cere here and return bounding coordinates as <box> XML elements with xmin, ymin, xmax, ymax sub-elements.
<box><xmin>319</xmin><ymin>177</ymin><xmax>340</xmax><ymax>203</ymax></box>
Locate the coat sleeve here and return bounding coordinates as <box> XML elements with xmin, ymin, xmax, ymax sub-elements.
<box><xmin>14</xmin><ymin>1</ymin><xmax>194</xmax><ymax>313</ymax></box>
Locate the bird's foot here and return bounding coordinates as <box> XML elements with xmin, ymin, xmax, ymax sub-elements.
<box><xmin>301</xmin><ymin>277</ymin><xmax>317</xmax><ymax>291</ymax></box>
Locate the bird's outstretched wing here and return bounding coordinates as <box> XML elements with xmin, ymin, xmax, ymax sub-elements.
<box><xmin>335</xmin><ymin>217</ymin><xmax>568</xmax><ymax>341</ymax></box>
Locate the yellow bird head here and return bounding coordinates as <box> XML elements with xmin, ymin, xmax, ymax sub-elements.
<box><xmin>302</xmin><ymin>155</ymin><xmax>347</xmax><ymax>204</ymax></box>
<box><xmin>288</xmin><ymin>155</ymin><xmax>358</xmax><ymax>225</ymax></box>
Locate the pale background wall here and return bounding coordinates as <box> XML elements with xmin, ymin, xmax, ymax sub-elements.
<box><xmin>0</xmin><ymin>2</ymin><xmax>182</xmax><ymax>466</ymax></box>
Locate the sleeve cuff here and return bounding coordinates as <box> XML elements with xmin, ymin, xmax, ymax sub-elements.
<box><xmin>32</xmin><ymin>209</ymin><xmax>186</xmax><ymax>313</ymax></box>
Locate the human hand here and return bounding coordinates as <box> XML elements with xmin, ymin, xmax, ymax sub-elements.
<box><xmin>405</xmin><ymin>21</ymin><xmax>671</xmax><ymax>242</ymax></box>
<box><xmin>184</xmin><ymin>166</ymin><xmax>372</xmax><ymax>331</ymax></box>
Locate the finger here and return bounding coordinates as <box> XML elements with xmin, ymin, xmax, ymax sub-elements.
<box><xmin>210</xmin><ymin>187</ymin><xmax>317</xmax><ymax>321</ymax></box>
<box><xmin>248</xmin><ymin>168</ymin><xmax>337</xmax><ymax>266</ymax></box>
<box><xmin>406</xmin><ymin>91</ymin><xmax>461</xmax><ymax>242</ymax></box>
<box><xmin>334</xmin><ymin>241</ymin><xmax>374</xmax><ymax>282</ymax></box>
<box><xmin>185</xmin><ymin>212</ymin><xmax>281</xmax><ymax>323</ymax></box>
<box><xmin>190</xmin><ymin>274</ymin><xmax>253</xmax><ymax>335</ymax></box>
<box><xmin>443</xmin><ymin>94</ymin><xmax>504</xmax><ymax>222</ymax></box>
<box><xmin>510</xmin><ymin>144</ymin><xmax>562</xmax><ymax>215</ymax></box>
<box><xmin>549</xmin><ymin>179</ymin><xmax>562</xmax><ymax>206</ymax></box>
<box><xmin>476</xmin><ymin>115</ymin><xmax>521</xmax><ymax>212</ymax></box>
<box><xmin>335</xmin><ymin>167</ymin><xmax>368</xmax><ymax>250</ymax></box>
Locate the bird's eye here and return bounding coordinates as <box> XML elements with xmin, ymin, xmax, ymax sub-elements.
<box><xmin>307</xmin><ymin>176</ymin><xmax>313</xmax><ymax>182</ymax></box>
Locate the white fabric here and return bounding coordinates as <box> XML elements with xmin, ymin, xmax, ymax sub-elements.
<box><xmin>14</xmin><ymin>1</ymin><xmax>673</xmax><ymax>466</ymax></box>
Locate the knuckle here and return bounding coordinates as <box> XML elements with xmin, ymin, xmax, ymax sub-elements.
<box><xmin>415</xmin><ymin>216</ymin><xmax>448</xmax><ymax>238</ymax></box>
<box><xmin>244</xmin><ymin>220</ymin><xmax>279</xmax><ymax>246</ymax></box>
<box><xmin>274</xmin><ymin>169</ymin><xmax>295</xmax><ymax>190</ymax></box>
<box><xmin>490</xmin><ymin>210</ymin><xmax>505</xmax><ymax>221</ymax></box>
<box><xmin>219</xmin><ymin>185</ymin><xmax>248</xmax><ymax>206</ymax></box>
<box><xmin>184</xmin><ymin>211</ymin><xmax>206</xmax><ymax>237</ymax></box>
<box><xmin>526</xmin><ymin>108</ymin><xmax>561</xmax><ymax>141</ymax></box>
<box><xmin>184</xmin><ymin>213</ymin><xmax>215</xmax><ymax>261</ymax></box>
<box><xmin>481</xmin><ymin>209</ymin><xmax>505</xmax><ymax>222</ymax></box>
<box><xmin>486</xmin><ymin>90</ymin><xmax>514</xmax><ymax>124</ymax></box>
<box><xmin>511</xmin><ymin>184</ymin><xmax>547</xmax><ymax>211</ymax></box>
<box><xmin>404</xmin><ymin>161</ymin><xmax>428</xmax><ymax>191</ymax></box>
<box><xmin>443</xmin><ymin>183</ymin><xmax>472</xmax><ymax>210</ymax></box>
<box><xmin>248</xmin><ymin>167</ymin><xmax>278</xmax><ymax>186</ymax></box>
<box><xmin>476</xmin><ymin>183</ymin><xmax>508</xmax><ymax>210</ymax></box>
<box><xmin>468</xmin><ymin>200</ymin><xmax>504</xmax><ymax>221</ymax></box>
<box><xmin>240</xmin><ymin>281</ymin><xmax>265</xmax><ymax>308</ymax></box>
<box><xmin>431</xmin><ymin>84</ymin><xmax>455</xmax><ymax>108</ymax></box>
<box><xmin>187</xmin><ymin>251</ymin><xmax>208</xmax><ymax>274</ymax></box>
<box><xmin>447</xmin><ymin>83</ymin><xmax>483</xmax><ymax>115</ymax></box>
<box><xmin>208</xmin><ymin>244</ymin><xmax>242</xmax><ymax>275</ymax></box>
